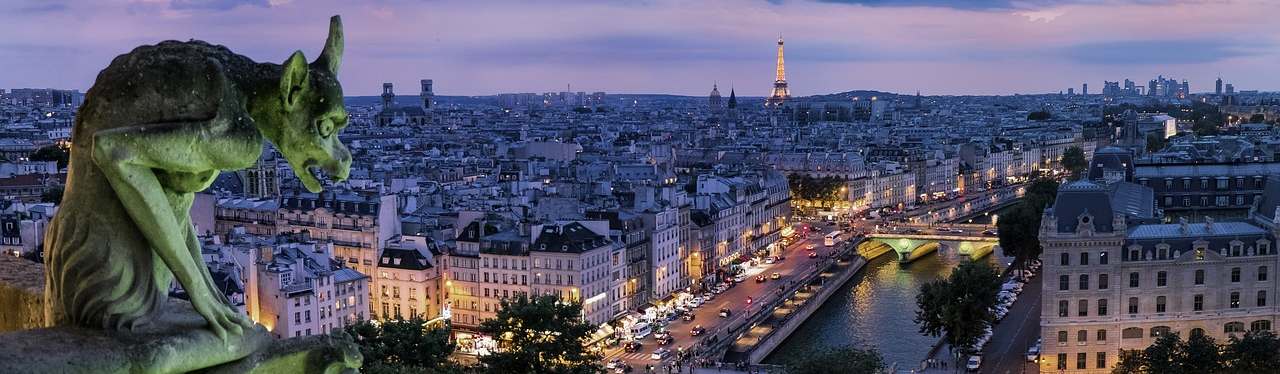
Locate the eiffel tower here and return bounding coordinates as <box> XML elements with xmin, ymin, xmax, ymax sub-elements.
<box><xmin>766</xmin><ymin>36</ymin><xmax>790</xmax><ymax>108</ymax></box>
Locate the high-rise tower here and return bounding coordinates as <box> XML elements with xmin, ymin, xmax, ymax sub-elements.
<box><xmin>709</xmin><ymin>83</ymin><xmax>723</xmax><ymax>115</ymax></box>
<box><xmin>766</xmin><ymin>37</ymin><xmax>790</xmax><ymax>108</ymax></box>
<box><xmin>1216</xmin><ymin>77</ymin><xmax>1223</xmax><ymax>95</ymax></box>
<box><xmin>420</xmin><ymin>79</ymin><xmax>434</xmax><ymax>110</ymax></box>
<box><xmin>381</xmin><ymin>83</ymin><xmax>395</xmax><ymax>108</ymax></box>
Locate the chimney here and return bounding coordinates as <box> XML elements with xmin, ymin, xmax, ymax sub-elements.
<box><xmin>1204</xmin><ymin>216</ymin><xmax>1215</xmax><ymax>234</ymax></box>
<box><xmin>1179</xmin><ymin>217</ymin><xmax>1189</xmax><ymax>235</ymax></box>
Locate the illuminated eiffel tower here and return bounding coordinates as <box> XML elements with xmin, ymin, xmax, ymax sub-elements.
<box><xmin>766</xmin><ymin>36</ymin><xmax>790</xmax><ymax>108</ymax></box>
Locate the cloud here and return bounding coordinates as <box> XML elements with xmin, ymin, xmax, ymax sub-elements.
<box><xmin>812</xmin><ymin>0</ymin><xmax>1182</xmax><ymax>11</ymax></box>
<box><xmin>169</xmin><ymin>0</ymin><xmax>272</xmax><ymax>11</ymax></box>
<box><xmin>1061</xmin><ymin>39</ymin><xmax>1264</xmax><ymax>65</ymax></box>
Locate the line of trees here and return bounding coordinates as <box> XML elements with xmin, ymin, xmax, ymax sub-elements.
<box><xmin>345</xmin><ymin>294</ymin><xmax>602</xmax><ymax>374</ymax></box>
<box><xmin>1112</xmin><ymin>330</ymin><xmax>1280</xmax><ymax>374</ymax></box>
<box><xmin>787</xmin><ymin>173</ymin><xmax>847</xmax><ymax>202</ymax></box>
<box><xmin>996</xmin><ymin>177</ymin><xmax>1059</xmax><ymax>262</ymax></box>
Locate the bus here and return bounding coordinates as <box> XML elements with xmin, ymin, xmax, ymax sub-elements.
<box><xmin>631</xmin><ymin>322</ymin><xmax>652</xmax><ymax>340</ymax></box>
<box><xmin>824</xmin><ymin>230</ymin><xmax>843</xmax><ymax>247</ymax></box>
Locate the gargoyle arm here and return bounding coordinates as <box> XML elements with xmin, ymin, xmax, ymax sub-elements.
<box><xmin>92</xmin><ymin>121</ymin><xmax>251</xmax><ymax>342</ymax></box>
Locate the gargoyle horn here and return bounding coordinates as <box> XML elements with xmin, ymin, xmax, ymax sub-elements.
<box><xmin>314</xmin><ymin>15</ymin><xmax>343</xmax><ymax>75</ymax></box>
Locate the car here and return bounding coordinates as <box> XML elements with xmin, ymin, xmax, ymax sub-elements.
<box><xmin>690</xmin><ymin>325</ymin><xmax>706</xmax><ymax>336</ymax></box>
<box><xmin>982</xmin><ymin>229</ymin><xmax>998</xmax><ymax>236</ymax></box>
<box><xmin>808</xmin><ymin>251</ymin><xmax>818</xmax><ymax>258</ymax></box>
<box><xmin>704</xmin><ymin>293</ymin><xmax>715</xmax><ymax>301</ymax></box>
<box><xmin>651</xmin><ymin>347</ymin><xmax>671</xmax><ymax>360</ymax></box>
<box><xmin>657</xmin><ymin>335</ymin><xmax>673</xmax><ymax>345</ymax></box>
<box><xmin>805</xmin><ymin>244</ymin><xmax>816</xmax><ymax>250</ymax></box>
<box><xmin>770</xmin><ymin>272</ymin><xmax>781</xmax><ymax>280</ymax></box>
<box><xmin>719</xmin><ymin>308</ymin><xmax>732</xmax><ymax>318</ymax></box>
<box><xmin>733</xmin><ymin>275</ymin><xmax>745</xmax><ymax>283</ymax></box>
<box><xmin>607</xmin><ymin>358</ymin><xmax>623</xmax><ymax>369</ymax></box>
<box><xmin>675</xmin><ymin>306</ymin><xmax>690</xmax><ymax>314</ymax></box>
<box><xmin>681</xmin><ymin>313</ymin><xmax>694</xmax><ymax>322</ymax></box>
<box><xmin>775</xmin><ymin>255</ymin><xmax>785</xmax><ymax>262</ymax></box>
<box><xmin>764</xmin><ymin>257</ymin><xmax>776</xmax><ymax>264</ymax></box>
<box><xmin>1026</xmin><ymin>344</ymin><xmax>1040</xmax><ymax>362</ymax></box>
<box><xmin>756</xmin><ymin>275</ymin><xmax>766</xmax><ymax>283</ymax></box>
<box><xmin>691</xmin><ymin>297</ymin><xmax>704</xmax><ymax>307</ymax></box>
<box><xmin>624</xmin><ymin>341</ymin><xmax>643</xmax><ymax>353</ymax></box>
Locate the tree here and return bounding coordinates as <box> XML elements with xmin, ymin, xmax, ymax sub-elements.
<box><xmin>1144</xmin><ymin>332</ymin><xmax>1185</xmax><ymax>374</ymax></box>
<box><xmin>571</xmin><ymin>107</ymin><xmax>592</xmax><ymax>114</ymax></box>
<box><xmin>998</xmin><ymin>177</ymin><xmax>1057</xmax><ymax>260</ymax></box>
<box><xmin>477</xmin><ymin>294</ymin><xmax>602</xmax><ymax>374</ymax></box>
<box><xmin>1061</xmin><ymin>146</ymin><xmax>1087</xmax><ymax>179</ymax></box>
<box><xmin>1146</xmin><ymin>132</ymin><xmax>1168</xmax><ymax>153</ymax></box>
<box><xmin>1223</xmin><ymin>330</ymin><xmax>1280</xmax><ymax>373</ymax></box>
<box><xmin>29</xmin><ymin>144</ymin><xmax>69</xmax><ymax>169</ymax></box>
<box><xmin>785</xmin><ymin>346</ymin><xmax>885</xmax><ymax>374</ymax></box>
<box><xmin>1112</xmin><ymin>349</ymin><xmax>1147</xmax><ymax>374</ymax></box>
<box><xmin>1184</xmin><ymin>331</ymin><xmax>1223</xmax><ymax>373</ymax></box>
<box><xmin>914</xmin><ymin>261</ymin><xmax>1000</xmax><ymax>365</ymax></box>
<box><xmin>40</xmin><ymin>186</ymin><xmax>64</xmax><ymax>204</ymax></box>
<box><xmin>344</xmin><ymin>316</ymin><xmax>459</xmax><ymax>373</ymax></box>
<box><xmin>1027</xmin><ymin>111</ymin><xmax>1051</xmax><ymax>121</ymax></box>
<box><xmin>1250</xmin><ymin>113</ymin><xmax>1266</xmax><ymax>123</ymax></box>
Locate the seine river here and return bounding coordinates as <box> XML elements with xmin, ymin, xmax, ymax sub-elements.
<box><xmin>763</xmin><ymin>247</ymin><xmax>1009</xmax><ymax>368</ymax></box>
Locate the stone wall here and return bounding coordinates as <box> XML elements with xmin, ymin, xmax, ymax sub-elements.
<box><xmin>0</xmin><ymin>255</ymin><xmax>44</xmax><ymax>332</ymax></box>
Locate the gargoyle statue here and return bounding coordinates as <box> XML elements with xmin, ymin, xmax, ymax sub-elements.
<box><xmin>44</xmin><ymin>16</ymin><xmax>352</xmax><ymax>342</ymax></box>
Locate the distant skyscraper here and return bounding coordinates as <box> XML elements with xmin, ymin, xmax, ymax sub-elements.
<box><xmin>766</xmin><ymin>37</ymin><xmax>790</xmax><ymax>108</ymax></box>
<box><xmin>1082</xmin><ymin>83</ymin><xmax>1088</xmax><ymax>96</ymax></box>
<box><xmin>1216</xmin><ymin>77</ymin><xmax>1224</xmax><ymax>95</ymax></box>
<box><xmin>708</xmin><ymin>83</ymin><xmax>723</xmax><ymax>115</ymax></box>
<box><xmin>1067</xmin><ymin>88</ymin><xmax>1074</xmax><ymax>95</ymax></box>
<box><xmin>1226</xmin><ymin>83</ymin><xmax>1235</xmax><ymax>95</ymax></box>
<box><xmin>420</xmin><ymin>79</ymin><xmax>434</xmax><ymax>111</ymax></box>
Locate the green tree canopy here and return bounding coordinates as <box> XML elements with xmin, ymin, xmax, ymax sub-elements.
<box><xmin>1223</xmin><ymin>330</ymin><xmax>1280</xmax><ymax>373</ymax></box>
<box><xmin>477</xmin><ymin>294</ymin><xmax>602</xmax><ymax>374</ymax></box>
<box><xmin>998</xmin><ymin>177</ymin><xmax>1057</xmax><ymax>260</ymax></box>
<box><xmin>29</xmin><ymin>144</ymin><xmax>69</xmax><ymax>169</ymax></box>
<box><xmin>914</xmin><ymin>261</ymin><xmax>1000</xmax><ymax>360</ymax></box>
<box><xmin>785</xmin><ymin>346</ymin><xmax>886</xmax><ymax>374</ymax></box>
<box><xmin>1061</xmin><ymin>146</ymin><xmax>1087</xmax><ymax>179</ymax></box>
<box><xmin>1146</xmin><ymin>132</ymin><xmax>1169</xmax><ymax>153</ymax></box>
<box><xmin>344</xmin><ymin>315</ymin><xmax>458</xmax><ymax>373</ymax></box>
<box><xmin>1250</xmin><ymin>113</ymin><xmax>1266</xmax><ymax>123</ymax></box>
<box><xmin>1027</xmin><ymin>111</ymin><xmax>1051</xmax><ymax>121</ymax></box>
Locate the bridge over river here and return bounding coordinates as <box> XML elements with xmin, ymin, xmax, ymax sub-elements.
<box><xmin>859</xmin><ymin>223</ymin><xmax>1000</xmax><ymax>262</ymax></box>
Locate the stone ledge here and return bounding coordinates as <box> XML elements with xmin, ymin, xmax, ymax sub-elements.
<box><xmin>0</xmin><ymin>255</ymin><xmax>45</xmax><ymax>332</ymax></box>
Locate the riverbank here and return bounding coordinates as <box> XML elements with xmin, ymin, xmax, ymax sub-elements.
<box><xmin>745</xmin><ymin>255</ymin><xmax>868</xmax><ymax>364</ymax></box>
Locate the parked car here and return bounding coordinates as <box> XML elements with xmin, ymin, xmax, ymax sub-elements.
<box><xmin>733</xmin><ymin>275</ymin><xmax>745</xmax><ymax>283</ymax></box>
<box><xmin>690</xmin><ymin>325</ymin><xmax>706</xmax><ymax>336</ymax></box>
<box><xmin>607</xmin><ymin>358</ymin><xmax>623</xmax><ymax>369</ymax></box>
<box><xmin>719</xmin><ymin>308</ymin><xmax>732</xmax><ymax>318</ymax></box>
<box><xmin>690</xmin><ymin>297</ymin><xmax>704</xmax><ymax>307</ymax></box>
<box><xmin>770</xmin><ymin>272</ymin><xmax>781</xmax><ymax>280</ymax></box>
<box><xmin>1026</xmin><ymin>343</ymin><xmax>1040</xmax><ymax>362</ymax></box>
<box><xmin>764</xmin><ymin>257</ymin><xmax>776</xmax><ymax>264</ymax></box>
<box><xmin>756</xmin><ymin>275</ymin><xmax>767</xmax><ymax>283</ymax></box>
<box><xmin>966</xmin><ymin>355</ymin><xmax>982</xmax><ymax>372</ymax></box>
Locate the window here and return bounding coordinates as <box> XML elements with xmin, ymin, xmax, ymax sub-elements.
<box><xmin>1153</xmin><ymin>271</ymin><xmax>1166</xmax><ymax>287</ymax></box>
<box><xmin>1061</xmin><ymin>252</ymin><xmax>1070</xmax><ymax>266</ymax></box>
<box><xmin>1097</xmin><ymin>329</ymin><xmax>1107</xmax><ymax>342</ymax></box>
<box><xmin>1232</xmin><ymin>292</ymin><xmax>1241</xmax><ymax>308</ymax></box>
<box><xmin>1079</xmin><ymin>299</ymin><xmax>1089</xmax><ymax>317</ymax></box>
<box><xmin>1057</xmin><ymin>353</ymin><xmax>1067</xmax><ymax>370</ymax></box>
<box><xmin>1098</xmin><ymin>299</ymin><xmax>1108</xmax><ymax>316</ymax></box>
<box><xmin>1195</xmin><ymin>294</ymin><xmax>1204</xmax><ymax>311</ymax></box>
<box><xmin>1260</xmin><ymin>291</ymin><xmax>1268</xmax><ymax>307</ymax></box>
<box><xmin>1129</xmin><ymin>250</ymin><xmax>1139</xmax><ymax>261</ymax></box>
<box><xmin>1077</xmin><ymin>353</ymin><xmax>1087</xmax><ymax>369</ymax></box>
<box><xmin>1099</xmin><ymin>274</ymin><xmax>1109</xmax><ymax>289</ymax></box>
<box><xmin>1078</xmin><ymin>330</ymin><xmax>1088</xmax><ymax>343</ymax></box>
<box><xmin>1191</xmin><ymin>328</ymin><xmax>1206</xmax><ymax>337</ymax></box>
<box><xmin>1079</xmin><ymin>274</ymin><xmax>1090</xmax><ymax>290</ymax></box>
<box><xmin>1060</xmin><ymin>275</ymin><xmax>1070</xmax><ymax>291</ymax></box>
<box><xmin>1100</xmin><ymin>251</ymin><xmax>1108</xmax><ymax>264</ymax></box>
<box><xmin>1097</xmin><ymin>352</ymin><xmax>1107</xmax><ymax>369</ymax></box>
<box><xmin>1233</xmin><ymin>267</ymin><xmax>1242</xmax><ymax>282</ymax></box>
<box><xmin>1195</xmin><ymin>269</ymin><xmax>1205</xmax><ymax>285</ymax></box>
<box><xmin>1080</xmin><ymin>252</ymin><xmax>1089</xmax><ymax>265</ymax></box>
<box><xmin>1151</xmin><ymin>326</ymin><xmax>1171</xmax><ymax>337</ymax></box>
<box><xmin>1156</xmin><ymin>296</ymin><xmax>1167</xmax><ymax>313</ymax></box>
<box><xmin>1122</xmin><ymin>327</ymin><xmax>1143</xmax><ymax>339</ymax></box>
<box><xmin>1059</xmin><ymin>300</ymin><xmax>1069</xmax><ymax>317</ymax></box>
<box><xmin>1261</xmin><ymin>266</ymin><xmax>1269</xmax><ymax>281</ymax></box>
<box><xmin>1128</xmin><ymin>297</ymin><xmax>1139</xmax><ymax>314</ymax></box>
<box><xmin>1058</xmin><ymin>330</ymin><xmax>1068</xmax><ymax>343</ymax></box>
<box><xmin>1226</xmin><ymin>322</ymin><xmax>1246</xmax><ymax>334</ymax></box>
<box><xmin>1129</xmin><ymin>272</ymin><xmax>1140</xmax><ymax>288</ymax></box>
<box><xmin>1252</xmin><ymin>320</ymin><xmax>1272</xmax><ymax>331</ymax></box>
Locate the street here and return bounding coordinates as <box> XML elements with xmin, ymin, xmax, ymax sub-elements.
<box><xmin>604</xmin><ymin>222</ymin><xmax>839</xmax><ymax>371</ymax></box>
<box><xmin>980</xmin><ymin>267</ymin><xmax>1043</xmax><ymax>374</ymax></box>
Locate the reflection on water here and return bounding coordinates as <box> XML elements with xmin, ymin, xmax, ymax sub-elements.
<box><xmin>763</xmin><ymin>247</ymin><xmax>1007</xmax><ymax>367</ymax></box>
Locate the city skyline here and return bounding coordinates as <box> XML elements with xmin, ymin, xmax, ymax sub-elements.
<box><xmin>2</xmin><ymin>0</ymin><xmax>1279</xmax><ymax>97</ymax></box>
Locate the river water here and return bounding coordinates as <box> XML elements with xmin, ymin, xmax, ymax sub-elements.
<box><xmin>763</xmin><ymin>247</ymin><xmax>1009</xmax><ymax>368</ymax></box>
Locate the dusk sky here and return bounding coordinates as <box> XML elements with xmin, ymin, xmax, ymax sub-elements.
<box><xmin>2</xmin><ymin>0</ymin><xmax>1278</xmax><ymax>97</ymax></box>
